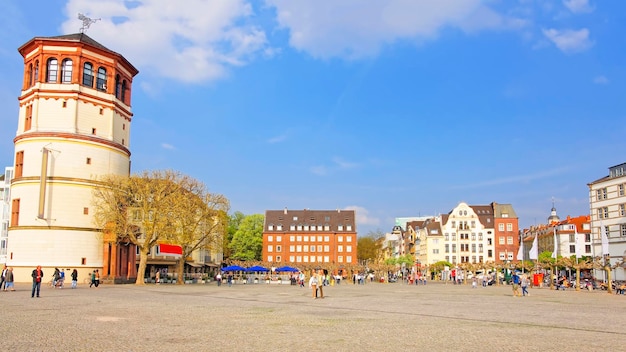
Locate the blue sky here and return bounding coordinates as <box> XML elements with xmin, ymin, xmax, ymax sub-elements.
<box><xmin>1</xmin><ymin>0</ymin><xmax>624</xmax><ymax>235</ymax></box>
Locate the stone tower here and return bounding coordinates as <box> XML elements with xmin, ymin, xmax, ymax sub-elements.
<box><xmin>7</xmin><ymin>33</ymin><xmax>138</xmax><ymax>280</ymax></box>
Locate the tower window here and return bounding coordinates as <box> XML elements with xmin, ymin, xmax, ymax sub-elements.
<box><xmin>62</xmin><ymin>101</ymin><xmax>67</xmax><ymax>108</ymax></box>
<box><xmin>61</xmin><ymin>59</ymin><xmax>73</xmax><ymax>83</ymax></box>
<box><xmin>83</xmin><ymin>207</ymin><xmax>89</xmax><ymax>215</ymax></box>
<box><xmin>115</xmin><ymin>74</ymin><xmax>121</xmax><ymax>98</ymax></box>
<box><xmin>24</xmin><ymin>105</ymin><xmax>32</xmax><ymax>131</ymax></box>
<box><xmin>82</xmin><ymin>62</ymin><xmax>94</xmax><ymax>87</ymax></box>
<box><xmin>86</xmin><ymin>158</ymin><xmax>91</xmax><ymax>165</ymax></box>
<box><xmin>92</xmin><ymin>128</ymin><xmax>96</xmax><ymax>135</ymax></box>
<box><xmin>121</xmin><ymin>80</ymin><xmax>127</xmax><ymax>103</ymax></box>
<box><xmin>11</xmin><ymin>199</ymin><xmax>20</xmax><ymax>226</ymax></box>
<box><xmin>96</xmin><ymin>67</ymin><xmax>107</xmax><ymax>91</ymax></box>
<box><xmin>46</xmin><ymin>58</ymin><xmax>58</xmax><ymax>83</ymax></box>
<box><xmin>15</xmin><ymin>151</ymin><xmax>24</xmax><ymax>178</ymax></box>
<box><xmin>33</xmin><ymin>60</ymin><xmax>39</xmax><ymax>86</ymax></box>
<box><xmin>99</xmin><ymin>108</ymin><xmax>103</xmax><ymax>115</ymax></box>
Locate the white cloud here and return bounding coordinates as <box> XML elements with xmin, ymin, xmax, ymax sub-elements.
<box><xmin>161</xmin><ymin>143</ymin><xmax>175</xmax><ymax>150</ymax></box>
<box><xmin>332</xmin><ymin>157</ymin><xmax>358</xmax><ymax>170</ymax></box>
<box><xmin>267</xmin><ymin>134</ymin><xmax>287</xmax><ymax>144</ymax></box>
<box><xmin>344</xmin><ymin>205</ymin><xmax>380</xmax><ymax>227</ymax></box>
<box><xmin>61</xmin><ymin>0</ymin><xmax>269</xmax><ymax>83</ymax></box>
<box><xmin>265</xmin><ymin>0</ymin><xmax>514</xmax><ymax>59</ymax></box>
<box><xmin>542</xmin><ymin>28</ymin><xmax>593</xmax><ymax>53</ymax></box>
<box><xmin>563</xmin><ymin>0</ymin><xmax>594</xmax><ymax>14</ymax></box>
<box><xmin>593</xmin><ymin>75</ymin><xmax>609</xmax><ymax>84</ymax></box>
<box><xmin>310</xmin><ymin>165</ymin><xmax>328</xmax><ymax>176</ymax></box>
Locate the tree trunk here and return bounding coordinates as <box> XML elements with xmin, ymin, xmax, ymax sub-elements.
<box><xmin>135</xmin><ymin>249</ymin><xmax>149</xmax><ymax>285</ymax></box>
<box><xmin>575</xmin><ymin>267</ymin><xmax>581</xmax><ymax>292</ymax></box>
<box><xmin>176</xmin><ymin>259</ymin><xmax>186</xmax><ymax>285</ymax></box>
<box><xmin>606</xmin><ymin>266</ymin><xmax>613</xmax><ymax>294</ymax></box>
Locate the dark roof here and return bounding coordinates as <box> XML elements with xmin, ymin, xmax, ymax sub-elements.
<box><xmin>18</xmin><ymin>33</ymin><xmax>138</xmax><ymax>76</ymax></box>
<box><xmin>47</xmin><ymin>33</ymin><xmax>113</xmax><ymax>52</ymax></box>
<box><xmin>264</xmin><ymin>209</ymin><xmax>356</xmax><ymax>231</ymax></box>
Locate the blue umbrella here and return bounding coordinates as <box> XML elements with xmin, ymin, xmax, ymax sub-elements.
<box><xmin>274</xmin><ymin>266</ymin><xmax>299</xmax><ymax>272</ymax></box>
<box><xmin>246</xmin><ymin>265</ymin><xmax>269</xmax><ymax>272</ymax></box>
<box><xmin>221</xmin><ymin>265</ymin><xmax>246</xmax><ymax>272</ymax></box>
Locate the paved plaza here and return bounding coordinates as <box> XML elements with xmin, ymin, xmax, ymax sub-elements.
<box><xmin>1</xmin><ymin>280</ymin><xmax>625</xmax><ymax>351</ymax></box>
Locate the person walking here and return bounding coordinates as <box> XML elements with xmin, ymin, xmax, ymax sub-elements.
<box><xmin>4</xmin><ymin>267</ymin><xmax>15</xmax><ymax>291</ymax></box>
<box><xmin>155</xmin><ymin>270</ymin><xmax>160</xmax><ymax>284</ymax></box>
<box><xmin>71</xmin><ymin>269</ymin><xmax>78</xmax><ymax>289</ymax></box>
<box><xmin>89</xmin><ymin>270</ymin><xmax>96</xmax><ymax>288</ymax></box>
<box><xmin>94</xmin><ymin>269</ymin><xmax>100</xmax><ymax>287</ymax></box>
<box><xmin>521</xmin><ymin>274</ymin><xmax>530</xmax><ymax>297</ymax></box>
<box><xmin>215</xmin><ymin>272</ymin><xmax>222</xmax><ymax>287</ymax></box>
<box><xmin>0</xmin><ymin>264</ymin><xmax>7</xmax><ymax>291</ymax></box>
<box><xmin>31</xmin><ymin>265</ymin><xmax>43</xmax><ymax>298</ymax></box>
<box><xmin>511</xmin><ymin>272</ymin><xmax>521</xmax><ymax>297</ymax></box>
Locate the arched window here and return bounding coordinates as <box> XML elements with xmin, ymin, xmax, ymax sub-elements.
<box><xmin>27</xmin><ymin>63</ymin><xmax>33</xmax><ymax>87</ymax></box>
<box><xmin>82</xmin><ymin>62</ymin><xmax>94</xmax><ymax>87</ymax></box>
<box><xmin>33</xmin><ymin>60</ymin><xmax>39</xmax><ymax>86</ymax></box>
<box><xmin>121</xmin><ymin>80</ymin><xmax>127</xmax><ymax>103</ymax></box>
<box><xmin>96</xmin><ymin>67</ymin><xmax>107</xmax><ymax>91</ymax></box>
<box><xmin>46</xmin><ymin>58</ymin><xmax>58</xmax><ymax>83</ymax></box>
<box><xmin>114</xmin><ymin>74</ymin><xmax>121</xmax><ymax>98</ymax></box>
<box><xmin>61</xmin><ymin>59</ymin><xmax>73</xmax><ymax>83</ymax></box>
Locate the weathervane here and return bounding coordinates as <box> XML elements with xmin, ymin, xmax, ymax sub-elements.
<box><xmin>78</xmin><ymin>13</ymin><xmax>101</xmax><ymax>33</ymax></box>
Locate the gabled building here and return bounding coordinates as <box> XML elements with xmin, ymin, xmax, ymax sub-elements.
<box><xmin>262</xmin><ymin>209</ymin><xmax>357</xmax><ymax>265</ymax></box>
<box><xmin>588</xmin><ymin>162</ymin><xmax>626</xmax><ymax>280</ymax></box>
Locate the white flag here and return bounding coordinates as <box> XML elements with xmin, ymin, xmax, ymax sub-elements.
<box><xmin>601</xmin><ymin>225</ymin><xmax>610</xmax><ymax>255</ymax></box>
<box><xmin>551</xmin><ymin>227</ymin><xmax>558</xmax><ymax>259</ymax></box>
<box><xmin>574</xmin><ymin>226</ymin><xmax>583</xmax><ymax>258</ymax></box>
<box><xmin>516</xmin><ymin>237</ymin><xmax>524</xmax><ymax>261</ymax></box>
<box><xmin>529</xmin><ymin>235</ymin><xmax>538</xmax><ymax>260</ymax></box>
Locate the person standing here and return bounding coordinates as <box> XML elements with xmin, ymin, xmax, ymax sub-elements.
<box><xmin>71</xmin><ymin>269</ymin><xmax>78</xmax><ymax>289</ymax></box>
<box><xmin>0</xmin><ymin>264</ymin><xmax>7</xmax><ymax>291</ymax></box>
<box><xmin>309</xmin><ymin>272</ymin><xmax>319</xmax><ymax>299</ymax></box>
<box><xmin>31</xmin><ymin>265</ymin><xmax>43</xmax><ymax>298</ymax></box>
<box><xmin>94</xmin><ymin>269</ymin><xmax>100</xmax><ymax>287</ymax></box>
<box><xmin>155</xmin><ymin>270</ymin><xmax>160</xmax><ymax>284</ymax></box>
<box><xmin>215</xmin><ymin>272</ymin><xmax>222</xmax><ymax>287</ymax></box>
<box><xmin>316</xmin><ymin>269</ymin><xmax>324</xmax><ymax>299</ymax></box>
<box><xmin>4</xmin><ymin>267</ymin><xmax>15</xmax><ymax>291</ymax></box>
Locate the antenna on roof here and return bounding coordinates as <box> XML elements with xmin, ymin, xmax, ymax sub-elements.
<box><xmin>78</xmin><ymin>13</ymin><xmax>101</xmax><ymax>33</ymax></box>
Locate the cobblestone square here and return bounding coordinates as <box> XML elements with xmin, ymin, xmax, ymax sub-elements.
<box><xmin>1</xmin><ymin>281</ymin><xmax>625</xmax><ymax>351</ymax></box>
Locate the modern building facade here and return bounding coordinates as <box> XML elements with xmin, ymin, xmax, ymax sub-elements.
<box><xmin>588</xmin><ymin>162</ymin><xmax>626</xmax><ymax>280</ymax></box>
<box><xmin>262</xmin><ymin>209</ymin><xmax>357</xmax><ymax>265</ymax></box>
<box><xmin>7</xmin><ymin>33</ymin><xmax>138</xmax><ymax>281</ymax></box>
<box><xmin>0</xmin><ymin>167</ymin><xmax>14</xmax><ymax>264</ymax></box>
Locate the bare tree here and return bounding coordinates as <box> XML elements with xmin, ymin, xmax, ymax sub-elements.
<box><xmin>93</xmin><ymin>170</ymin><xmax>211</xmax><ymax>285</ymax></box>
<box><xmin>161</xmin><ymin>176</ymin><xmax>229</xmax><ymax>284</ymax></box>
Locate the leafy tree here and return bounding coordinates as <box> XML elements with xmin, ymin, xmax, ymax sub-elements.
<box><xmin>224</xmin><ymin>211</ymin><xmax>245</xmax><ymax>260</ymax></box>
<box><xmin>357</xmin><ymin>234</ymin><xmax>382</xmax><ymax>263</ymax></box>
<box><xmin>229</xmin><ymin>214</ymin><xmax>264</xmax><ymax>260</ymax></box>
<box><xmin>93</xmin><ymin>170</ymin><xmax>187</xmax><ymax>285</ymax></box>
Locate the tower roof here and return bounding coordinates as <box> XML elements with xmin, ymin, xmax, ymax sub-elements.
<box><xmin>18</xmin><ymin>33</ymin><xmax>138</xmax><ymax>76</ymax></box>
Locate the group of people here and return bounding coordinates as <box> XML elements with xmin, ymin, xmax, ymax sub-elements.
<box><xmin>308</xmin><ymin>269</ymin><xmax>329</xmax><ymax>299</ymax></box>
<box><xmin>511</xmin><ymin>272</ymin><xmax>530</xmax><ymax>297</ymax></box>
<box><xmin>0</xmin><ymin>265</ymin><xmax>15</xmax><ymax>291</ymax></box>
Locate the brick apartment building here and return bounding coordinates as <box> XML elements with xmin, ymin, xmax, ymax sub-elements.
<box><xmin>262</xmin><ymin>209</ymin><xmax>357</xmax><ymax>265</ymax></box>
